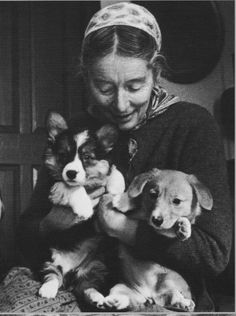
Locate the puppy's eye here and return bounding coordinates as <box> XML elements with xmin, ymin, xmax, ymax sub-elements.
<box><xmin>83</xmin><ymin>153</ymin><xmax>95</xmax><ymax>161</ymax></box>
<box><xmin>149</xmin><ymin>188</ymin><xmax>159</xmax><ymax>199</ymax></box>
<box><xmin>58</xmin><ymin>152</ymin><xmax>68</xmax><ymax>162</ymax></box>
<box><xmin>173</xmin><ymin>198</ymin><xmax>181</xmax><ymax>205</ymax></box>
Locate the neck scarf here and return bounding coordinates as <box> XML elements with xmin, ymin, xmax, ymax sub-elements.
<box><xmin>133</xmin><ymin>86</ymin><xmax>179</xmax><ymax>130</ymax></box>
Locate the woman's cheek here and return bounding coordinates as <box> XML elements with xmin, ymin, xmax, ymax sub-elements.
<box><xmin>91</xmin><ymin>89</ymin><xmax>113</xmax><ymax>108</ymax></box>
<box><xmin>130</xmin><ymin>88</ymin><xmax>152</xmax><ymax>106</ymax></box>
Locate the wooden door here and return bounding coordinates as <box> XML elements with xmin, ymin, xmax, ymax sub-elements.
<box><xmin>0</xmin><ymin>1</ymin><xmax>99</xmax><ymax>270</ymax></box>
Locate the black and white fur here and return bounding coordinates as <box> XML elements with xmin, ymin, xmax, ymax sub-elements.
<box><xmin>38</xmin><ymin>112</ymin><xmax>125</xmax><ymax>308</ymax></box>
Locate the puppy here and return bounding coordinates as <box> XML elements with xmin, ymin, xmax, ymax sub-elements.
<box><xmin>45</xmin><ymin>112</ymin><xmax>125</xmax><ymax>220</ymax></box>
<box><xmin>38</xmin><ymin>112</ymin><xmax>125</xmax><ymax>308</ymax></box>
<box><xmin>100</xmin><ymin>168</ymin><xmax>213</xmax><ymax>312</ymax></box>
<box><xmin>113</xmin><ymin>168</ymin><xmax>213</xmax><ymax>240</ymax></box>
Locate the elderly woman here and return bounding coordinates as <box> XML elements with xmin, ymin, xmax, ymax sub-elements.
<box><xmin>2</xmin><ymin>2</ymin><xmax>232</xmax><ymax>313</ymax></box>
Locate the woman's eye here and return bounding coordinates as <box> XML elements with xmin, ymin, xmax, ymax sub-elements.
<box><xmin>127</xmin><ymin>84</ymin><xmax>142</xmax><ymax>92</ymax></box>
<box><xmin>97</xmin><ymin>84</ymin><xmax>114</xmax><ymax>95</ymax></box>
<box><xmin>173</xmin><ymin>198</ymin><xmax>181</xmax><ymax>205</ymax></box>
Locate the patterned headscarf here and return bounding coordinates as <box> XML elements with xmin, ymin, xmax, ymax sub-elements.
<box><xmin>84</xmin><ymin>2</ymin><xmax>162</xmax><ymax>51</ymax></box>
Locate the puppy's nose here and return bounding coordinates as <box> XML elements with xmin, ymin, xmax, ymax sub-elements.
<box><xmin>66</xmin><ymin>170</ymin><xmax>77</xmax><ymax>180</ymax></box>
<box><xmin>152</xmin><ymin>216</ymin><xmax>163</xmax><ymax>227</ymax></box>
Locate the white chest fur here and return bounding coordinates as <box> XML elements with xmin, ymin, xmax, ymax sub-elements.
<box><xmin>49</xmin><ymin>182</ymin><xmax>94</xmax><ymax>220</ymax></box>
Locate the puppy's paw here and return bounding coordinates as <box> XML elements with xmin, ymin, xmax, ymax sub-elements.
<box><xmin>72</xmin><ymin>207</ymin><xmax>94</xmax><ymax>220</ymax></box>
<box><xmin>175</xmin><ymin>217</ymin><xmax>191</xmax><ymax>241</ymax></box>
<box><xmin>103</xmin><ymin>294</ymin><xmax>130</xmax><ymax>310</ymax></box>
<box><xmin>112</xmin><ymin>193</ymin><xmax>130</xmax><ymax>213</ymax></box>
<box><xmin>173</xmin><ymin>298</ymin><xmax>195</xmax><ymax>312</ymax></box>
<box><xmin>84</xmin><ymin>288</ymin><xmax>105</xmax><ymax>309</ymax></box>
<box><xmin>185</xmin><ymin>299</ymin><xmax>195</xmax><ymax>312</ymax></box>
<box><xmin>170</xmin><ymin>290</ymin><xmax>195</xmax><ymax>312</ymax></box>
<box><xmin>38</xmin><ymin>279</ymin><xmax>59</xmax><ymax>299</ymax></box>
<box><xmin>144</xmin><ymin>297</ymin><xmax>156</xmax><ymax>306</ymax></box>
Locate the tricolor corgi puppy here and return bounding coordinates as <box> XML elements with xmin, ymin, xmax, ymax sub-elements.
<box><xmin>38</xmin><ymin>112</ymin><xmax>125</xmax><ymax>308</ymax></box>
<box><xmin>44</xmin><ymin>112</ymin><xmax>125</xmax><ymax>220</ymax></box>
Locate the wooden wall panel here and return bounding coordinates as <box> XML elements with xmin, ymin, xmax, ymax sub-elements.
<box><xmin>0</xmin><ymin>166</ymin><xmax>20</xmax><ymax>266</ymax></box>
<box><xmin>0</xmin><ymin>1</ymin><xmax>100</xmax><ymax>269</ymax></box>
<box><xmin>0</xmin><ymin>3</ymin><xmax>19</xmax><ymax>132</ymax></box>
<box><xmin>30</xmin><ymin>2</ymin><xmax>66</xmax><ymax>132</ymax></box>
<box><xmin>63</xmin><ymin>2</ymin><xmax>100</xmax><ymax>118</ymax></box>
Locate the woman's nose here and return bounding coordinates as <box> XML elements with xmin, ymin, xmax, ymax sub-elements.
<box><xmin>113</xmin><ymin>89</ymin><xmax>129</xmax><ymax>112</ymax></box>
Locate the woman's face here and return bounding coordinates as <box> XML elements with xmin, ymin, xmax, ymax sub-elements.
<box><xmin>87</xmin><ymin>53</ymin><xmax>154</xmax><ymax>131</ymax></box>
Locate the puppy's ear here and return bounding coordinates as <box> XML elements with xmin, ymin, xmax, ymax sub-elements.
<box><xmin>46</xmin><ymin>112</ymin><xmax>68</xmax><ymax>142</ymax></box>
<box><xmin>187</xmin><ymin>175</ymin><xmax>213</xmax><ymax>210</ymax></box>
<box><xmin>128</xmin><ymin>168</ymin><xmax>160</xmax><ymax>198</ymax></box>
<box><xmin>96</xmin><ymin>124</ymin><xmax>119</xmax><ymax>153</ymax></box>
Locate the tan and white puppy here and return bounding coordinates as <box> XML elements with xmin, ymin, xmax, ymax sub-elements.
<box><xmin>100</xmin><ymin>168</ymin><xmax>213</xmax><ymax>312</ymax></box>
<box><xmin>113</xmin><ymin>168</ymin><xmax>213</xmax><ymax>240</ymax></box>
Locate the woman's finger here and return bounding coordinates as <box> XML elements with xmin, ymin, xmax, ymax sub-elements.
<box><xmin>89</xmin><ymin>186</ymin><xmax>106</xmax><ymax>199</ymax></box>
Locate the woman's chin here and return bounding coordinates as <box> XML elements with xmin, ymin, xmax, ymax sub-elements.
<box><xmin>117</xmin><ymin>120</ymin><xmax>136</xmax><ymax>131</ymax></box>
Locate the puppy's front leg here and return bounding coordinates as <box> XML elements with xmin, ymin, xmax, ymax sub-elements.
<box><xmin>112</xmin><ymin>192</ymin><xmax>135</xmax><ymax>213</ymax></box>
<box><xmin>70</xmin><ymin>187</ymin><xmax>94</xmax><ymax>220</ymax></box>
<box><xmin>38</xmin><ymin>261</ymin><xmax>63</xmax><ymax>299</ymax></box>
<box><xmin>102</xmin><ymin>283</ymin><xmax>132</xmax><ymax>310</ymax></box>
<box><xmin>169</xmin><ymin>289</ymin><xmax>195</xmax><ymax>312</ymax></box>
<box><xmin>84</xmin><ymin>288</ymin><xmax>105</xmax><ymax>309</ymax></box>
<box><xmin>175</xmin><ymin>217</ymin><xmax>192</xmax><ymax>241</ymax></box>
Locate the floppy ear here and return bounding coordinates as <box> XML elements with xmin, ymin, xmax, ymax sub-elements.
<box><xmin>46</xmin><ymin>111</ymin><xmax>68</xmax><ymax>142</ymax></box>
<box><xmin>96</xmin><ymin>124</ymin><xmax>119</xmax><ymax>153</ymax></box>
<box><xmin>128</xmin><ymin>168</ymin><xmax>161</xmax><ymax>198</ymax></box>
<box><xmin>187</xmin><ymin>174</ymin><xmax>213</xmax><ymax>210</ymax></box>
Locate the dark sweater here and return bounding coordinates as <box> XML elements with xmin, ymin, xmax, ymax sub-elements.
<box><xmin>18</xmin><ymin>102</ymin><xmax>232</xmax><ymax>311</ymax></box>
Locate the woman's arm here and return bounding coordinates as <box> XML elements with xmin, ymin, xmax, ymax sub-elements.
<box><xmin>96</xmin><ymin>194</ymin><xmax>138</xmax><ymax>245</ymax></box>
<box><xmin>134</xmin><ymin>112</ymin><xmax>232</xmax><ymax>278</ymax></box>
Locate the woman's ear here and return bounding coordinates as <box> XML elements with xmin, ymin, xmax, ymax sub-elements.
<box><xmin>46</xmin><ymin>111</ymin><xmax>68</xmax><ymax>142</ymax></box>
<box><xmin>96</xmin><ymin>124</ymin><xmax>119</xmax><ymax>153</ymax></box>
<box><xmin>150</xmin><ymin>52</ymin><xmax>166</xmax><ymax>84</ymax></box>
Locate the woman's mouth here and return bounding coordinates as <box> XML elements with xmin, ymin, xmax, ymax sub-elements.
<box><xmin>114</xmin><ymin>112</ymin><xmax>134</xmax><ymax>122</ymax></box>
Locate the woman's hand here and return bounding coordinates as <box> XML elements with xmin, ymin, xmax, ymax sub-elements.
<box><xmin>96</xmin><ymin>194</ymin><xmax>138</xmax><ymax>245</ymax></box>
<box><xmin>88</xmin><ymin>186</ymin><xmax>106</xmax><ymax>207</ymax></box>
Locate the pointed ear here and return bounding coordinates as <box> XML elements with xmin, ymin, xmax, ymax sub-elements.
<box><xmin>96</xmin><ymin>124</ymin><xmax>119</xmax><ymax>153</ymax></box>
<box><xmin>128</xmin><ymin>168</ymin><xmax>161</xmax><ymax>198</ymax></box>
<box><xmin>46</xmin><ymin>111</ymin><xmax>68</xmax><ymax>142</ymax></box>
<box><xmin>187</xmin><ymin>174</ymin><xmax>213</xmax><ymax>210</ymax></box>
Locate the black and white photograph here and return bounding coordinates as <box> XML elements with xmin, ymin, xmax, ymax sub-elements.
<box><xmin>0</xmin><ymin>0</ymin><xmax>234</xmax><ymax>314</ymax></box>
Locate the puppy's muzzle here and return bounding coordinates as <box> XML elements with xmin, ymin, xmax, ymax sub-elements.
<box><xmin>151</xmin><ymin>216</ymin><xmax>163</xmax><ymax>227</ymax></box>
<box><xmin>66</xmin><ymin>170</ymin><xmax>77</xmax><ymax>180</ymax></box>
